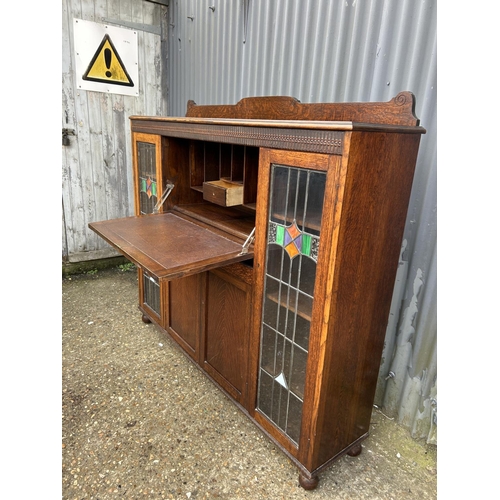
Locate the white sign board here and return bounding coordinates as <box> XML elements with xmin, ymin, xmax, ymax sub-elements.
<box><xmin>73</xmin><ymin>18</ymin><xmax>139</xmax><ymax>97</ymax></box>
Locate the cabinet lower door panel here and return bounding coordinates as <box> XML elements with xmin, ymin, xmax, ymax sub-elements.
<box><xmin>204</xmin><ymin>267</ymin><xmax>252</xmax><ymax>406</ymax></box>
<box><xmin>165</xmin><ymin>274</ymin><xmax>204</xmax><ymax>359</ymax></box>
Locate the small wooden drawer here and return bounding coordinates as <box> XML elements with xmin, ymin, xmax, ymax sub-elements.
<box><xmin>203</xmin><ymin>179</ymin><xmax>244</xmax><ymax>207</ymax></box>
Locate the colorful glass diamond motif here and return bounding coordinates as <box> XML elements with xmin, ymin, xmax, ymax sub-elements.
<box><xmin>140</xmin><ymin>176</ymin><xmax>157</xmax><ymax>199</ymax></box>
<box><xmin>268</xmin><ymin>220</ymin><xmax>319</xmax><ymax>262</ymax></box>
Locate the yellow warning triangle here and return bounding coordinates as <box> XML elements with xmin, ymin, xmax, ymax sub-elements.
<box><xmin>83</xmin><ymin>34</ymin><xmax>134</xmax><ymax>87</ymax></box>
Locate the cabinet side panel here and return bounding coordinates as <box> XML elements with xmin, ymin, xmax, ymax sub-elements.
<box><xmin>312</xmin><ymin>132</ymin><xmax>421</xmax><ymax>469</ymax></box>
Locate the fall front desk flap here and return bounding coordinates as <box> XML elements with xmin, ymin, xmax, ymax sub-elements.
<box><xmin>89</xmin><ymin>212</ymin><xmax>253</xmax><ymax>280</ymax></box>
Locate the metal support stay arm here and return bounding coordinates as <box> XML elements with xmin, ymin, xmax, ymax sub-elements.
<box><xmin>153</xmin><ymin>182</ymin><xmax>175</xmax><ymax>213</ymax></box>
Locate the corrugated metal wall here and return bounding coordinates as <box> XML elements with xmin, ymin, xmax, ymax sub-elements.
<box><xmin>62</xmin><ymin>0</ymin><xmax>168</xmax><ymax>263</ymax></box>
<box><xmin>167</xmin><ymin>0</ymin><xmax>437</xmax><ymax>443</ymax></box>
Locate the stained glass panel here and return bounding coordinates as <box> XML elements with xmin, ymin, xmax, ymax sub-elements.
<box><xmin>143</xmin><ymin>271</ymin><xmax>160</xmax><ymax>316</ymax></box>
<box><xmin>137</xmin><ymin>141</ymin><xmax>158</xmax><ymax>214</ymax></box>
<box><xmin>257</xmin><ymin>164</ymin><xmax>326</xmax><ymax>446</ymax></box>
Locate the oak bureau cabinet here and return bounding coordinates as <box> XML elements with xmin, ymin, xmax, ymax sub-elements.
<box><xmin>89</xmin><ymin>93</ymin><xmax>425</xmax><ymax>489</ymax></box>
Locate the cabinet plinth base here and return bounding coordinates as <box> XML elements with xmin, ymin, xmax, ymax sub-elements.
<box><xmin>141</xmin><ymin>314</ymin><xmax>152</xmax><ymax>324</ymax></box>
<box><xmin>347</xmin><ymin>443</ymin><xmax>363</xmax><ymax>457</ymax></box>
<box><xmin>299</xmin><ymin>473</ymin><xmax>319</xmax><ymax>490</ymax></box>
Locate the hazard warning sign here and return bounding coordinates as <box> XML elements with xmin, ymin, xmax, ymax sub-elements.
<box><xmin>83</xmin><ymin>34</ymin><xmax>134</xmax><ymax>87</ymax></box>
<box><xmin>74</xmin><ymin>19</ymin><xmax>138</xmax><ymax>96</ymax></box>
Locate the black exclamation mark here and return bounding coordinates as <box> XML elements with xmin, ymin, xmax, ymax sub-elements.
<box><xmin>104</xmin><ymin>48</ymin><xmax>112</xmax><ymax>78</ymax></box>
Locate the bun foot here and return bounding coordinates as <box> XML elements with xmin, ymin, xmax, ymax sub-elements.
<box><xmin>347</xmin><ymin>443</ymin><xmax>362</xmax><ymax>457</ymax></box>
<box><xmin>141</xmin><ymin>314</ymin><xmax>151</xmax><ymax>324</ymax></box>
<box><xmin>299</xmin><ymin>473</ymin><xmax>319</xmax><ymax>490</ymax></box>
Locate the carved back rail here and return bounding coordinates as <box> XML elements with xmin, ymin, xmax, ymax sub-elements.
<box><xmin>185</xmin><ymin>91</ymin><xmax>419</xmax><ymax>127</ymax></box>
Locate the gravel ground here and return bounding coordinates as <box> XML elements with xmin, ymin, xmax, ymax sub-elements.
<box><xmin>62</xmin><ymin>266</ymin><xmax>437</xmax><ymax>499</ymax></box>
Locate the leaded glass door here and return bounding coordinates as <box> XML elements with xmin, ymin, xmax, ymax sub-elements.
<box><xmin>255</xmin><ymin>151</ymin><xmax>328</xmax><ymax>448</ymax></box>
<box><xmin>132</xmin><ymin>133</ymin><xmax>163</xmax><ymax>216</ymax></box>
